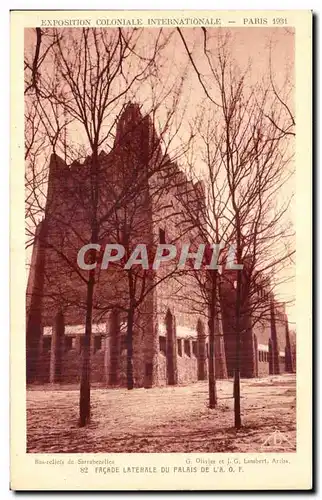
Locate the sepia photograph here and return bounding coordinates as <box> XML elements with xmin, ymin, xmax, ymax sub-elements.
<box><xmin>24</xmin><ymin>23</ymin><xmax>297</xmax><ymax>456</ymax></box>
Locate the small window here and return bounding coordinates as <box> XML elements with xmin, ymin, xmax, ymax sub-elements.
<box><xmin>184</xmin><ymin>339</ymin><xmax>191</xmax><ymax>357</ymax></box>
<box><xmin>259</xmin><ymin>351</ymin><xmax>262</xmax><ymax>362</ymax></box>
<box><xmin>65</xmin><ymin>336</ymin><xmax>73</xmax><ymax>352</ymax></box>
<box><xmin>177</xmin><ymin>339</ymin><xmax>182</xmax><ymax>357</ymax></box>
<box><xmin>159</xmin><ymin>336</ymin><xmax>166</xmax><ymax>355</ymax></box>
<box><xmin>94</xmin><ymin>335</ymin><xmax>102</xmax><ymax>353</ymax></box>
<box><xmin>43</xmin><ymin>337</ymin><xmax>51</xmax><ymax>352</ymax></box>
<box><xmin>159</xmin><ymin>228</ymin><xmax>166</xmax><ymax>244</ymax></box>
<box><xmin>192</xmin><ymin>341</ymin><xmax>198</xmax><ymax>357</ymax></box>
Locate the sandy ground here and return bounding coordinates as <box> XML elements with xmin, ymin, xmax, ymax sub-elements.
<box><xmin>27</xmin><ymin>374</ymin><xmax>296</xmax><ymax>453</ymax></box>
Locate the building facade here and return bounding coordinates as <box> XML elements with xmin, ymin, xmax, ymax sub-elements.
<box><xmin>26</xmin><ymin>103</ymin><xmax>295</xmax><ymax>387</ymax></box>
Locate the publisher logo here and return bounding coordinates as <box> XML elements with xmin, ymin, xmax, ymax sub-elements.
<box><xmin>261</xmin><ymin>430</ymin><xmax>294</xmax><ymax>450</ymax></box>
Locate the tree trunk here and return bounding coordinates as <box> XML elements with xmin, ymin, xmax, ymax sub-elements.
<box><xmin>233</xmin><ymin>268</ymin><xmax>242</xmax><ymax>429</ymax></box>
<box><xmin>208</xmin><ymin>271</ymin><xmax>217</xmax><ymax>408</ymax></box>
<box><xmin>208</xmin><ymin>319</ymin><xmax>217</xmax><ymax>408</ymax></box>
<box><xmin>79</xmin><ymin>150</ymin><xmax>99</xmax><ymax>426</ymax></box>
<box><xmin>233</xmin><ymin>365</ymin><xmax>241</xmax><ymax>428</ymax></box>
<box><xmin>126</xmin><ymin>307</ymin><xmax>134</xmax><ymax>390</ymax></box>
<box><xmin>79</xmin><ymin>268</ymin><xmax>95</xmax><ymax>427</ymax></box>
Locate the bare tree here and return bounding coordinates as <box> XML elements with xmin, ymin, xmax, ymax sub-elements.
<box><xmin>177</xmin><ymin>29</ymin><xmax>295</xmax><ymax>427</ymax></box>
<box><xmin>25</xmin><ymin>27</ymin><xmax>191</xmax><ymax>426</ymax></box>
<box><xmin>91</xmin><ymin>90</ymin><xmax>193</xmax><ymax>390</ymax></box>
<box><xmin>266</xmin><ymin>41</ymin><xmax>295</xmax><ymax>137</ymax></box>
<box><xmin>171</xmin><ymin>111</ymin><xmax>232</xmax><ymax>408</ymax></box>
<box><xmin>24</xmin><ymin>28</ymin><xmax>62</xmax><ymax>95</ymax></box>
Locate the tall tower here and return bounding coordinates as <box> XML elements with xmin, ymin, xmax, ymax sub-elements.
<box><xmin>26</xmin><ymin>219</ymin><xmax>48</xmax><ymax>383</ymax></box>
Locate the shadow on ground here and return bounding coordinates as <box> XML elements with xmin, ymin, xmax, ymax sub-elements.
<box><xmin>27</xmin><ymin>374</ymin><xmax>296</xmax><ymax>453</ymax></box>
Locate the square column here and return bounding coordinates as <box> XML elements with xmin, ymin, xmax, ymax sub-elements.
<box><xmin>49</xmin><ymin>311</ymin><xmax>65</xmax><ymax>384</ymax></box>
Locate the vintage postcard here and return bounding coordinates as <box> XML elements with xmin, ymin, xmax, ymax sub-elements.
<box><xmin>11</xmin><ymin>10</ymin><xmax>312</xmax><ymax>490</ymax></box>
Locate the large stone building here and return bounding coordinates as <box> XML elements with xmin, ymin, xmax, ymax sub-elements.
<box><xmin>26</xmin><ymin>103</ymin><xmax>295</xmax><ymax>387</ymax></box>
<box><xmin>220</xmin><ymin>269</ymin><xmax>296</xmax><ymax>379</ymax></box>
